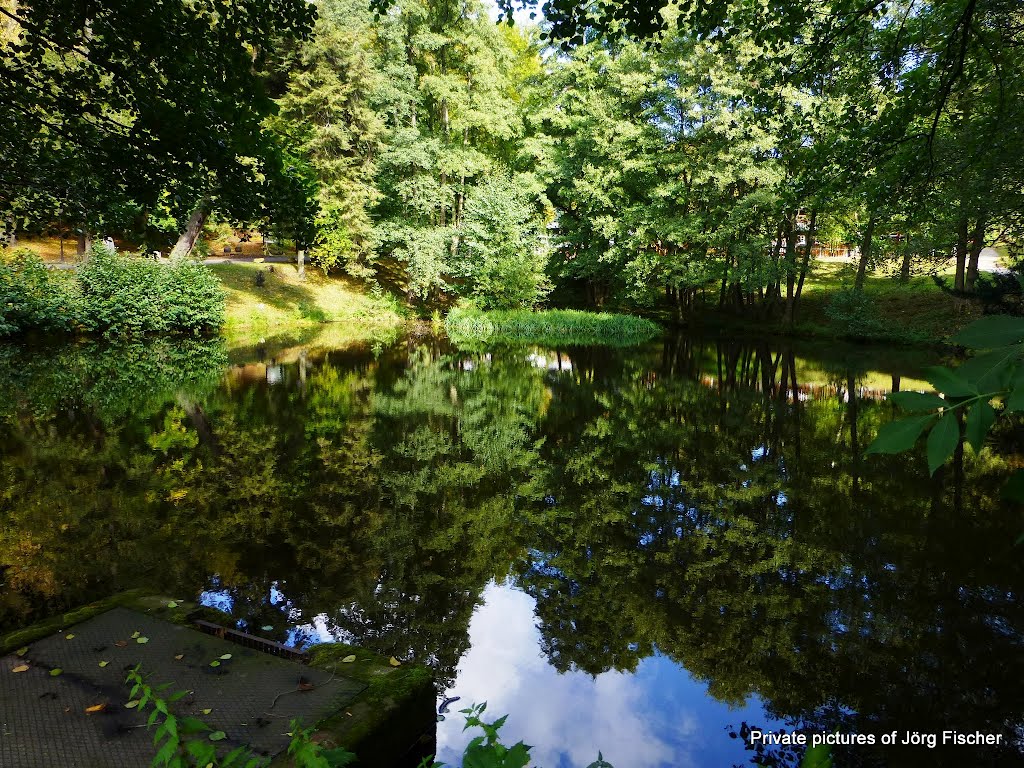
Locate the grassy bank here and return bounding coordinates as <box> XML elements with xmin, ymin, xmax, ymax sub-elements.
<box><xmin>687</xmin><ymin>261</ymin><xmax>990</xmax><ymax>346</ymax></box>
<box><xmin>211</xmin><ymin>262</ymin><xmax>407</xmax><ymax>347</ymax></box>
<box><xmin>445</xmin><ymin>307</ymin><xmax>661</xmax><ymax>347</ymax></box>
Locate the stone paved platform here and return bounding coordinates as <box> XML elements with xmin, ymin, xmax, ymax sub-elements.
<box><xmin>0</xmin><ymin>607</ymin><xmax>366</xmax><ymax>768</ymax></box>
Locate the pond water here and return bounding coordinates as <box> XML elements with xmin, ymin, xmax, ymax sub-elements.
<box><xmin>1</xmin><ymin>332</ymin><xmax>1022</xmax><ymax>767</ymax></box>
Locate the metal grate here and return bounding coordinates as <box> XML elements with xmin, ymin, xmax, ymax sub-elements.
<box><xmin>191</xmin><ymin>618</ymin><xmax>310</xmax><ymax>662</ymax></box>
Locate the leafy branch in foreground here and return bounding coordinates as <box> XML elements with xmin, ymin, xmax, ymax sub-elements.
<box><xmin>125</xmin><ymin>667</ymin><xmax>354</xmax><ymax>768</ymax></box>
<box><xmin>419</xmin><ymin>702</ymin><xmax>613</xmax><ymax>768</ymax></box>
<box><xmin>867</xmin><ymin>315</ymin><xmax>1024</xmax><ymax>502</ymax></box>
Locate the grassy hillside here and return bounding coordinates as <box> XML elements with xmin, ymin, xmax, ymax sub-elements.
<box><xmin>210</xmin><ymin>262</ymin><xmax>407</xmax><ymax>347</ymax></box>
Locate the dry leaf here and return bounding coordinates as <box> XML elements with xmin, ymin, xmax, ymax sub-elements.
<box><xmin>114</xmin><ymin>640</ymin><xmax>128</xmax><ymax>648</ymax></box>
<box><xmin>341</xmin><ymin>655</ymin><xmax>356</xmax><ymax>663</ymax></box>
<box><xmin>124</xmin><ymin>701</ymin><xmax>140</xmax><ymax>709</ymax></box>
<box><xmin>389</xmin><ymin>657</ymin><xmax>401</xmax><ymax>667</ymax></box>
<box><xmin>298</xmin><ymin>681</ymin><xmax>315</xmax><ymax>692</ymax></box>
<box><xmin>85</xmin><ymin>704</ymin><xmax>106</xmax><ymax>714</ymax></box>
<box><xmin>201</xmin><ymin>708</ymin><xmax>213</xmax><ymax>715</ymax></box>
<box><xmin>219</xmin><ymin>654</ymin><xmax>232</xmax><ymax>660</ymax></box>
<box><xmin>12</xmin><ymin>665</ymin><xmax>29</xmax><ymax>673</ymax></box>
<box><xmin>174</xmin><ymin>654</ymin><xmax>184</xmax><ymax>661</ymax></box>
<box><xmin>65</xmin><ymin>634</ymin><xmax>75</xmax><ymax>640</ymax></box>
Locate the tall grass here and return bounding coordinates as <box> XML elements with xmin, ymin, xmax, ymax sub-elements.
<box><xmin>445</xmin><ymin>307</ymin><xmax>660</xmax><ymax>347</ymax></box>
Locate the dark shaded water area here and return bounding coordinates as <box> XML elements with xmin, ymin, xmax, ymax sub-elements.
<box><xmin>0</xmin><ymin>332</ymin><xmax>1022</xmax><ymax>767</ymax></box>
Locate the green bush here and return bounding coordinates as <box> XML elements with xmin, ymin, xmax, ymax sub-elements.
<box><xmin>824</xmin><ymin>288</ymin><xmax>887</xmax><ymax>340</ymax></box>
<box><xmin>77</xmin><ymin>247</ymin><xmax>225</xmax><ymax>336</ymax></box>
<box><xmin>0</xmin><ymin>248</ymin><xmax>82</xmax><ymax>334</ymax></box>
<box><xmin>445</xmin><ymin>307</ymin><xmax>660</xmax><ymax>347</ymax></box>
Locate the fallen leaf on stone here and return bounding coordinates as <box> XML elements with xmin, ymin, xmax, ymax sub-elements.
<box><xmin>209</xmin><ymin>731</ymin><xmax>226</xmax><ymax>741</ymax></box>
<box><xmin>124</xmin><ymin>701</ymin><xmax>140</xmax><ymax>709</ymax></box>
<box><xmin>136</xmin><ymin>637</ymin><xmax>149</xmax><ymax>644</ymax></box>
<box><xmin>389</xmin><ymin>657</ymin><xmax>401</xmax><ymax>667</ymax></box>
<box><xmin>98</xmin><ymin>661</ymin><xmax>109</xmax><ymax>668</ymax></box>
<box><xmin>261</xmin><ymin>625</ymin><xmax>273</xmax><ymax>631</ymax></box>
<box><xmin>219</xmin><ymin>654</ymin><xmax>232</xmax><ymax>660</ymax></box>
<box><xmin>15</xmin><ymin>647</ymin><xmax>28</xmax><ymax>656</ymax></box>
<box><xmin>167</xmin><ymin>601</ymin><xmax>178</xmax><ymax>608</ymax></box>
<box><xmin>298</xmin><ymin>680</ymin><xmax>315</xmax><ymax>692</ymax></box>
<box><xmin>65</xmin><ymin>634</ymin><xmax>75</xmax><ymax>640</ymax></box>
<box><xmin>85</xmin><ymin>704</ymin><xmax>106</xmax><ymax>714</ymax></box>
<box><xmin>114</xmin><ymin>640</ymin><xmax>128</xmax><ymax>648</ymax></box>
<box><xmin>341</xmin><ymin>655</ymin><xmax>356</xmax><ymax>663</ymax></box>
<box><xmin>209</xmin><ymin>661</ymin><xmax>220</xmax><ymax>668</ymax></box>
<box><xmin>50</xmin><ymin>668</ymin><xmax>62</xmax><ymax>677</ymax></box>
<box><xmin>174</xmin><ymin>654</ymin><xmax>184</xmax><ymax>661</ymax></box>
<box><xmin>131</xmin><ymin>631</ymin><xmax>140</xmax><ymax>639</ymax></box>
<box><xmin>201</xmin><ymin>708</ymin><xmax>212</xmax><ymax>715</ymax></box>
<box><xmin>12</xmin><ymin>665</ymin><xmax>29</xmax><ymax>673</ymax></box>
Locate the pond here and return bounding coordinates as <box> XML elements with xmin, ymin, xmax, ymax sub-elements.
<box><xmin>0</xmin><ymin>332</ymin><xmax>1022</xmax><ymax>767</ymax></box>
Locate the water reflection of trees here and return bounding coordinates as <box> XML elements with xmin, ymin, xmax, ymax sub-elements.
<box><xmin>1</xmin><ymin>337</ymin><xmax>1021</xmax><ymax>764</ymax></box>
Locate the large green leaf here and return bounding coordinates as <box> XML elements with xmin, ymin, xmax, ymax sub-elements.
<box><xmin>955</xmin><ymin>346</ymin><xmax>1024</xmax><ymax>392</ymax></box>
<box><xmin>1005</xmin><ymin>387</ymin><xmax>1024</xmax><ymax>412</ymax></box>
<box><xmin>866</xmin><ymin>415</ymin><xmax>935</xmax><ymax>455</ymax></box>
<box><xmin>801</xmin><ymin>744</ymin><xmax>833</xmax><ymax>768</ymax></box>
<box><xmin>965</xmin><ymin>401</ymin><xmax>996</xmax><ymax>452</ymax></box>
<box><xmin>887</xmin><ymin>391</ymin><xmax>945</xmax><ymax>411</ymax></box>
<box><xmin>927</xmin><ymin>414</ymin><xmax>960</xmax><ymax>475</ymax></box>
<box><xmin>952</xmin><ymin>315</ymin><xmax>1024</xmax><ymax>349</ymax></box>
<box><xmin>924</xmin><ymin>366</ymin><xmax>976</xmax><ymax>398</ymax></box>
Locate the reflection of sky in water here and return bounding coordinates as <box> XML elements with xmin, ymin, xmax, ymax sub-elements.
<box><xmin>436</xmin><ymin>582</ymin><xmax>784</xmax><ymax>768</ymax></box>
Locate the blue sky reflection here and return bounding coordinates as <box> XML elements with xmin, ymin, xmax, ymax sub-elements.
<box><xmin>436</xmin><ymin>581</ymin><xmax>784</xmax><ymax>767</ymax></box>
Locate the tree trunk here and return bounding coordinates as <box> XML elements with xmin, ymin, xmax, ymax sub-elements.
<box><xmin>171</xmin><ymin>201</ymin><xmax>208</xmax><ymax>258</ymax></box>
<box><xmin>782</xmin><ymin>214</ymin><xmax>797</xmax><ymax>322</ymax></box>
<box><xmin>953</xmin><ymin>215</ymin><xmax>969</xmax><ymax>293</ymax></box>
<box><xmin>899</xmin><ymin>240</ymin><xmax>912</xmax><ymax>283</ymax></box>
<box><xmin>965</xmin><ymin>214</ymin><xmax>986</xmax><ymax>293</ymax></box>
<box><xmin>791</xmin><ymin>209</ymin><xmax>817</xmax><ymax>326</ymax></box>
<box><xmin>854</xmin><ymin>214</ymin><xmax>876</xmax><ymax>291</ymax></box>
<box><xmin>297</xmin><ymin>249</ymin><xmax>306</xmax><ymax>281</ymax></box>
<box><xmin>76</xmin><ymin>231</ymin><xmax>91</xmax><ymax>256</ymax></box>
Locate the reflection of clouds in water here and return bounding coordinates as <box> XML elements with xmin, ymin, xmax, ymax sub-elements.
<box><xmin>436</xmin><ymin>582</ymin><xmax>699</xmax><ymax>768</ymax></box>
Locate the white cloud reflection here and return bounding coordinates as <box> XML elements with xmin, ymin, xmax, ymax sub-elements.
<box><xmin>436</xmin><ymin>582</ymin><xmax>705</xmax><ymax>768</ymax></box>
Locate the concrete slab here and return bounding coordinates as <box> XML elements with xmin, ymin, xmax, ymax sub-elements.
<box><xmin>0</xmin><ymin>607</ymin><xmax>366</xmax><ymax>768</ymax></box>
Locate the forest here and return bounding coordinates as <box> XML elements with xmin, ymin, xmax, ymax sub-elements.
<box><xmin>2</xmin><ymin>0</ymin><xmax>1021</xmax><ymax>326</ymax></box>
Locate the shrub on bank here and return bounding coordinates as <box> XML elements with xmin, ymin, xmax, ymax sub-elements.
<box><xmin>0</xmin><ymin>246</ymin><xmax>225</xmax><ymax>337</ymax></box>
<box><xmin>0</xmin><ymin>248</ymin><xmax>82</xmax><ymax>334</ymax></box>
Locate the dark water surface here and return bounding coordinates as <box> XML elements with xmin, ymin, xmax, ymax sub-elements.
<box><xmin>1</xmin><ymin>333</ymin><xmax>1022</xmax><ymax>767</ymax></box>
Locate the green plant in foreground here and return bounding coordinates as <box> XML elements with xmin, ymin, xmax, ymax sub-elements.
<box><xmin>420</xmin><ymin>703</ymin><xmax>613</xmax><ymax>768</ymax></box>
<box><xmin>867</xmin><ymin>314</ymin><xmax>1024</xmax><ymax>524</ymax></box>
<box><xmin>126</xmin><ymin>668</ymin><xmax>354</xmax><ymax>768</ymax></box>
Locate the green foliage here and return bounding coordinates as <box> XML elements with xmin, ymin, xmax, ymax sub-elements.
<box><xmin>445</xmin><ymin>308</ymin><xmax>660</xmax><ymax>348</ymax></box>
<box><xmin>421</xmin><ymin>703</ymin><xmax>612</xmax><ymax>768</ymax></box>
<box><xmin>77</xmin><ymin>247</ymin><xmax>225</xmax><ymax>337</ymax></box>
<box><xmin>127</xmin><ymin>668</ymin><xmax>354</xmax><ymax>768</ymax></box>
<box><xmin>125</xmin><ymin>667</ymin><xmax>269</xmax><ymax>768</ymax></box>
<box><xmin>0</xmin><ymin>248</ymin><xmax>81</xmax><ymax>334</ymax></box>
<box><xmin>823</xmin><ymin>289</ymin><xmax>887</xmax><ymax>340</ymax></box>
<box><xmin>453</xmin><ymin>174</ymin><xmax>551</xmax><ymax>309</ymax></box>
<box><xmin>867</xmin><ymin>315</ymin><xmax>1024</xmax><ymax>497</ymax></box>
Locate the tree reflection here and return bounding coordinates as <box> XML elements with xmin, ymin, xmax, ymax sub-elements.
<box><xmin>0</xmin><ymin>335</ymin><xmax>1021</xmax><ymax>764</ymax></box>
